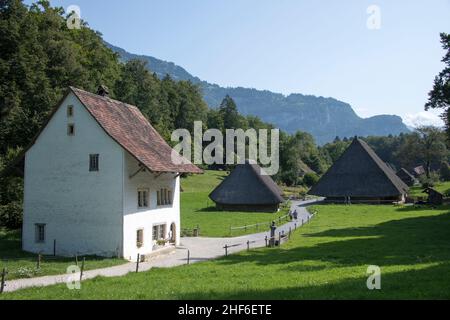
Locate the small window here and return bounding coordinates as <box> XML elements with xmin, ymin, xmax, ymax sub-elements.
<box><xmin>152</xmin><ymin>224</ymin><xmax>166</xmax><ymax>241</ymax></box>
<box><xmin>159</xmin><ymin>225</ymin><xmax>165</xmax><ymax>239</ymax></box>
<box><xmin>157</xmin><ymin>188</ymin><xmax>172</xmax><ymax>206</ymax></box>
<box><xmin>67</xmin><ymin>105</ymin><xmax>74</xmax><ymax>117</ymax></box>
<box><xmin>89</xmin><ymin>154</ymin><xmax>99</xmax><ymax>172</ymax></box>
<box><xmin>35</xmin><ymin>224</ymin><xmax>46</xmax><ymax>243</ymax></box>
<box><xmin>136</xmin><ymin>229</ymin><xmax>144</xmax><ymax>248</ymax></box>
<box><xmin>138</xmin><ymin>189</ymin><xmax>149</xmax><ymax>208</ymax></box>
<box><xmin>67</xmin><ymin>124</ymin><xmax>75</xmax><ymax>136</ymax></box>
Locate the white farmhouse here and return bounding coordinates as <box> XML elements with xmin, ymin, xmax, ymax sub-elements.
<box><xmin>22</xmin><ymin>86</ymin><xmax>201</xmax><ymax>261</ymax></box>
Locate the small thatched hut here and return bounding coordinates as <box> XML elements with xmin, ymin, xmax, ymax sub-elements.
<box><xmin>396</xmin><ymin>168</ymin><xmax>417</xmax><ymax>186</ymax></box>
<box><xmin>423</xmin><ymin>188</ymin><xmax>444</xmax><ymax>205</ymax></box>
<box><xmin>308</xmin><ymin>138</ymin><xmax>409</xmax><ymax>203</ymax></box>
<box><xmin>209</xmin><ymin>161</ymin><xmax>284</xmax><ymax>212</ymax></box>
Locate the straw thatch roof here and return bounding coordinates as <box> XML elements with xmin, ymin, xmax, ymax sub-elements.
<box><xmin>209</xmin><ymin>161</ymin><xmax>284</xmax><ymax>206</ymax></box>
<box><xmin>309</xmin><ymin>138</ymin><xmax>409</xmax><ymax>198</ymax></box>
<box><xmin>396</xmin><ymin>168</ymin><xmax>417</xmax><ymax>187</ymax></box>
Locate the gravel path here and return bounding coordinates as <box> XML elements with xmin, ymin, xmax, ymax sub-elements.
<box><xmin>3</xmin><ymin>199</ymin><xmax>318</xmax><ymax>293</ymax></box>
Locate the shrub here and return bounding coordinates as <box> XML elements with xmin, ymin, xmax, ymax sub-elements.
<box><xmin>0</xmin><ymin>201</ymin><xmax>23</xmax><ymax>229</ymax></box>
<box><xmin>440</xmin><ymin>162</ymin><xmax>450</xmax><ymax>181</ymax></box>
<box><xmin>444</xmin><ymin>189</ymin><xmax>450</xmax><ymax>197</ymax></box>
<box><xmin>419</xmin><ymin>172</ymin><xmax>440</xmax><ymax>189</ymax></box>
<box><xmin>302</xmin><ymin>173</ymin><xmax>320</xmax><ymax>187</ymax></box>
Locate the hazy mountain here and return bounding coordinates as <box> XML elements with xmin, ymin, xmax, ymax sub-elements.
<box><xmin>107</xmin><ymin>43</ymin><xmax>410</xmax><ymax>144</ymax></box>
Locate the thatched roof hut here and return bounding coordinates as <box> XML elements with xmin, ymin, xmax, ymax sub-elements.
<box><xmin>423</xmin><ymin>188</ymin><xmax>444</xmax><ymax>205</ymax></box>
<box><xmin>396</xmin><ymin>168</ymin><xmax>417</xmax><ymax>187</ymax></box>
<box><xmin>309</xmin><ymin>138</ymin><xmax>409</xmax><ymax>203</ymax></box>
<box><xmin>209</xmin><ymin>160</ymin><xmax>284</xmax><ymax>212</ymax></box>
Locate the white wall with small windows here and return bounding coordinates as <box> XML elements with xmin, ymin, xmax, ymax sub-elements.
<box><xmin>23</xmin><ymin>93</ymin><xmax>124</xmax><ymax>257</ymax></box>
<box><xmin>23</xmin><ymin>91</ymin><xmax>184</xmax><ymax>262</ymax></box>
<box><xmin>122</xmin><ymin>151</ymin><xmax>180</xmax><ymax>261</ymax></box>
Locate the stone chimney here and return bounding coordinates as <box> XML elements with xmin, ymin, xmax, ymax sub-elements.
<box><xmin>97</xmin><ymin>85</ymin><xmax>110</xmax><ymax>97</ymax></box>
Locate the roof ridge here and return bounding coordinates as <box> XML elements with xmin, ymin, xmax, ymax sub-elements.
<box><xmin>355</xmin><ymin>139</ymin><xmax>408</xmax><ymax>193</ymax></box>
<box><xmin>70</xmin><ymin>86</ymin><xmax>138</xmax><ymax>111</ymax></box>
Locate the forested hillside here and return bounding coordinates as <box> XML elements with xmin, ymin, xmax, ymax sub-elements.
<box><xmin>106</xmin><ymin>45</ymin><xmax>410</xmax><ymax>145</ymax></box>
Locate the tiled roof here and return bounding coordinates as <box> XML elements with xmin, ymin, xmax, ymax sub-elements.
<box><xmin>71</xmin><ymin>87</ymin><xmax>202</xmax><ymax>174</ymax></box>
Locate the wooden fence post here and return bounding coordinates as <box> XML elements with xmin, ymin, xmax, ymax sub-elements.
<box><xmin>224</xmin><ymin>245</ymin><xmax>228</xmax><ymax>257</ymax></box>
<box><xmin>136</xmin><ymin>254</ymin><xmax>140</xmax><ymax>273</ymax></box>
<box><xmin>0</xmin><ymin>267</ymin><xmax>6</xmax><ymax>294</ymax></box>
<box><xmin>187</xmin><ymin>250</ymin><xmax>190</xmax><ymax>265</ymax></box>
<box><xmin>247</xmin><ymin>240</ymin><xmax>250</xmax><ymax>252</ymax></box>
<box><xmin>53</xmin><ymin>239</ymin><xmax>56</xmax><ymax>256</ymax></box>
<box><xmin>265</xmin><ymin>236</ymin><xmax>268</xmax><ymax>247</ymax></box>
<box><xmin>80</xmin><ymin>258</ymin><xmax>85</xmax><ymax>282</ymax></box>
<box><xmin>37</xmin><ymin>253</ymin><xmax>41</xmax><ymax>269</ymax></box>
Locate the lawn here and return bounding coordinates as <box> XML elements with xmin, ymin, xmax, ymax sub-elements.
<box><xmin>3</xmin><ymin>204</ymin><xmax>450</xmax><ymax>299</ymax></box>
<box><xmin>0</xmin><ymin>228</ymin><xmax>126</xmax><ymax>280</ymax></box>
<box><xmin>409</xmin><ymin>181</ymin><xmax>450</xmax><ymax>198</ymax></box>
<box><xmin>180</xmin><ymin>170</ymin><xmax>289</xmax><ymax>237</ymax></box>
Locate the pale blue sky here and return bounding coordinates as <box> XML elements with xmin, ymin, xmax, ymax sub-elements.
<box><xmin>30</xmin><ymin>0</ymin><xmax>450</xmax><ymax>126</ymax></box>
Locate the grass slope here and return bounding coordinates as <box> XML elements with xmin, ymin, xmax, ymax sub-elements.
<box><xmin>180</xmin><ymin>171</ymin><xmax>288</xmax><ymax>237</ymax></box>
<box><xmin>409</xmin><ymin>181</ymin><xmax>450</xmax><ymax>198</ymax></box>
<box><xmin>4</xmin><ymin>204</ymin><xmax>450</xmax><ymax>299</ymax></box>
<box><xmin>0</xmin><ymin>229</ymin><xmax>125</xmax><ymax>280</ymax></box>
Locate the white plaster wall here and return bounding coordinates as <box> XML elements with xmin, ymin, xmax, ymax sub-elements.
<box><xmin>122</xmin><ymin>152</ymin><xmax>180</xmax><ymax>261</ymax></box>
<box><xmin>23</xmin><ymin>93</ymin><xmax>124</xmax><ymax>257</ymax></box>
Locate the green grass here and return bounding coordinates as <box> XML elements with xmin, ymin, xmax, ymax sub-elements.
<box><xmin>3</xmin><ymin>204</ymin><xmax>450</xmax><ymax>299</ymax></box>
<box><xmin>409</xmin><ymin>181</ymin><xmax>450</xmax><ymax>198</ymax></box>
<box><xmin>0</xmin><ymin>228</ymin><xmax>126</xmax><ymax>280</ymax></box>
<box><xmin>180</xmin><ymin>171</ymin><xmax>288</xmax><ymax>237</ymax></box>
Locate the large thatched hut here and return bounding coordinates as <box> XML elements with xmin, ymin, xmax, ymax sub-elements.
<box><xmin>309</xmin><ymin>138</ymin><xmax>409</xmax><ymax>203</ymax></box>
<box><xmin>209</xmin><ymin>161</ymin><xmax>284</xmax><ymax>212</ymax></box>
<box><xmin>396</xmin><ymin>168</ymin><xmax>417</xmax><ymax>187</ymax></box>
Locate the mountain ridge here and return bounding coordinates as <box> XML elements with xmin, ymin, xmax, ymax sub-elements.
<box><xmin>106</xmin><ymin>42</ymin><xmax>410</xmax><ymax>144</ymax></box>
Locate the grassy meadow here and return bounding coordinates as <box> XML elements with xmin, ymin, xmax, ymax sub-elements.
<box><xmin>180</xmin><ymin>170</ymin><xmax>289</xmax><ymax>237</ymax></box>
<box><xmin>3</xmin><ymin>204</ymin><xmax>450</xmax><ymax>299</ymax></box>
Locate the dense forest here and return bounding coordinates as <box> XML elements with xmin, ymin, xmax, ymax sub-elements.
<box><xmin>1</xmin><ymin>1</ymin><xmax>449</xmax><ymax>229</ymax></box>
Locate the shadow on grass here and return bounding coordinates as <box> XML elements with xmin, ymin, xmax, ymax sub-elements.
<box><xmin>197</xmin><ymin>206</ymin><xmax>220</xmax><ymax>213</ymax></box>
<box><xmin>174</xmin><ymin>262</ymin><xmax>450</xmax><ymax>299</ymax></box>
<box><xmin>214</xmin><ymin>211</ymin><xmax>450</xmax><ymax>269</ymax></box>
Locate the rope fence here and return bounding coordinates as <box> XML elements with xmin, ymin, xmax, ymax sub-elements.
<box><xmin>229</xmin><ymin>213</ymin><xmax>292</xmax><ymax>235</ymax></box>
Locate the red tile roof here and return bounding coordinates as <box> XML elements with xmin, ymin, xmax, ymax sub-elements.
<box><xmin>70</xmin><ymin>87</ymin><xmax>202</xmax><ymax>174</ymax></box>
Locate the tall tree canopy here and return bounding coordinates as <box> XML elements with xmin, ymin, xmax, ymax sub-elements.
<box><xmin>425</xmin><ymin>33</ymin><xmax>450</xmax><ymax>137</ymax></box>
